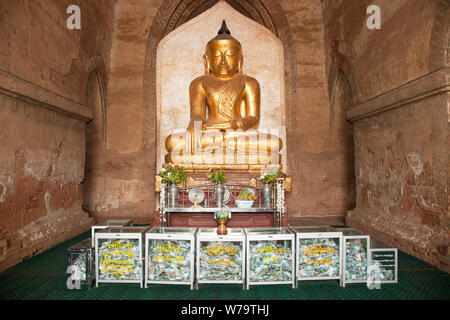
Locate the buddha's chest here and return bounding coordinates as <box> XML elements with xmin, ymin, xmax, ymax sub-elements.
<box><xmin>203</xmin><ymin>76</ymin><xmax>246</xmax><ymax>107</ymax></box>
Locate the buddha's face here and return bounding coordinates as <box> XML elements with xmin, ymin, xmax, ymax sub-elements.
<box><xmin>205</xmin><ymin>40</ymin><xmax>242</xmax><ymax>79</ymax></box>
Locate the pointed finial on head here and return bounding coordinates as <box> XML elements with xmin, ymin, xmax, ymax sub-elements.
<box><xmin>218</xmin><ymin>20</ymin><xmax>231</xmax><ymax>35</ymax></box>
<box><xmin>210</xmin><ymin>19</ymin><xmax>238</xmax><ymax>42</ymax></box>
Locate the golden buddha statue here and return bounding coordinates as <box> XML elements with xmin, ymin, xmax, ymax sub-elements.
<box><xmin>165</xmin><ymin>21</ymin><xmax>282</xmax><ymax>169</ymax></box>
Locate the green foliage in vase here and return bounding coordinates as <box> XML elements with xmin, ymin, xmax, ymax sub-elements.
<box><xmin>214</xmin><ymin>210</ymin><xmax>231</xmax><ymax>220</ymax></box>
<box><xmin>159</xmin><ymin>163</ymin><xmax>187</xmax><ymax>183</ymax></box>
<box><xmin>260</xmin><ymin>166</ymin><xmax>280</xmax><ymax>184</ymax></box>
<box><xmin>206</xmin><ymin>167</ymin><xmax>226</xmax><ymax>183</ymax></box>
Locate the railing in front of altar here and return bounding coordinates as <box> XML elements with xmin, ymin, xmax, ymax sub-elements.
<box><xmin>158</xmin><ymin>181</ymin><xmax>286</xmax><ymax>228</ymax></box>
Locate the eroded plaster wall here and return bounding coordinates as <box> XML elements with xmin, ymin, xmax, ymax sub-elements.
<box><xmin>0</xmin><ymin>94</ymin><xmax>93</xmax><ymax>272</ymax></box>
<box><xmin>348</xmin><ymin>83</ymin><xmax>449</xmax><ymax>268</ymax></box>
<box><xmin>322</xmin><ymin>0</ymin><xmax>449</xmax><ymax>270</ymax></box>
<box><xmin>0</xmin><ymin>0</ymin><xmax>115</xmax><ymax>272</ymax></box>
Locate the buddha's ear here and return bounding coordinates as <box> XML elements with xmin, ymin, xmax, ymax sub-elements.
<box><xmin>203</xmin><ymin>54</ymin><xmax>210</xmax><ymax>75</ymax></box>
<box><xmin>238</xmin><ymin>55</ymin><xmax>243</xmax><ymax>74</ymax></box>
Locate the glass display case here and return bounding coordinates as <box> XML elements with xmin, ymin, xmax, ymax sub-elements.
<box><xmin>369</xmin><ymin>239</ymin><xmax>398</xmax><ymax>284</ymax></box>
<box><xmin>145</xmin><ymin>227</ymin><xmax>197</xmax><ymax>289</ymax></box>
<box><xmin>67</xmin><ymin>238</ymin><xmax>95</xmax><ymax>288</ymax></box>
<box><xmin>196</xmin><ymin>228</ymin><xmax>246</xmax><ymax>289</ymax></box>
<box><xmin>289</xmin><ymin>226</ymin><xmax>343</xmax><ymax>287</ymax></box>
<box><xmin>95</xmin><ymin>226</ymin><xmax>149</xmax><ymax>287</ymax></box>
<box><xmin>245</xmin><ymin>227</ymin><xmax>295</xmax><ymax>289</ymax></box>
<box><xmin>337</xmin><ymin>227</ymin><xmax>370</xmax><ymax>287</ymax></box>
<box><xmin>91</xmin><ymin>219</ymin><xmax>133</xmax><ymax>247</ymax></box>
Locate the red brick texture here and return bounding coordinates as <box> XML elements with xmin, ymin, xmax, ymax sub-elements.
<box><xmin>0</xmin><ymin>148</ymin><xmax>93</xmax><ymax>272</ymax></box>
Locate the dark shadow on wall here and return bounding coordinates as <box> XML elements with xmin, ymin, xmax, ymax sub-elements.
<box><xmin>329</xmin><ymin>69</ymin><xmax>356</xmax><ymax>211</ymax></box>
<box><xmin>82</xmin><ymin>69</ymin><xmax>106</xmax><ymax>216</ymax></box>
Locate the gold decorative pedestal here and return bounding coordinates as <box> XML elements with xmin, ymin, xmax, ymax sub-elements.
<box><xmin>216</xmin><ymin>218</ymin><xmax>229</xmax><ymax>235</ymax></box>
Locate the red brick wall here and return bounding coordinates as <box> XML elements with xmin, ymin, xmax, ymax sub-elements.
<box><xmin>0</xmin><ymin>94</ymin><xmax>94</xmax><ymax>272</ymax></box>
<box><xmin>347</xmin><ymin>74</ymin><xmax>449</xmax><ymax>271</ymax></box>
<box><xmin>0</xmin><ymin>0</ymin><xmax>113</xmax><ymax>272</ymax></box>
<box><xmin>322</xmin><ymin>0</ymin><xmax>449</xmax><ymax>272</ymax></box>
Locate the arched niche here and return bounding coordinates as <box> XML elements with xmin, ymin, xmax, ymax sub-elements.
<box><xmin>155</xmin><ymin>1</ymin><xmax>287</xmax><ymax>170</ymax></box>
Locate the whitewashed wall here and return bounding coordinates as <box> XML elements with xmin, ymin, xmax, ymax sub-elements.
<box><xmin>156</xmin><ymin>1</ymin><xmax>286</xmax><ymax>170</ymax></box>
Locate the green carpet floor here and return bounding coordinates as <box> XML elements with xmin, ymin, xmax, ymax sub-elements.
<box><xmin>0</xmin><ymin>230</ymin><xmax>449</xmax><ymax>300</ymax></box>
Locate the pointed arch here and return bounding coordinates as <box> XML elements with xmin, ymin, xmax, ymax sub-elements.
<box><xmin>83</xmin><ymin>69</ymin><xmax>107</xmax><ymax>213</ymax></box>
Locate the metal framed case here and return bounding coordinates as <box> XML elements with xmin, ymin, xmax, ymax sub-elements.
<box><xmin>245</xmin><ymin>227</ymin><xmax>295</xmax><ymax>289</ymax></box>
<box><xmin>369</xmin><ymin>239</ymin><xmax>398</xmax><ymax>284</ymax></box>
<box><xmin>338</xmin><ymin>228</ymin><xmax>370</xmax><ymax>287</ymax></box>
<box><xmin>67</xmin><ymin>238</ymin><xmax>95</xmax><ymax>288</ymax></box>
<box><xmin>145</xmin><ymin>227</ymin><xmax>197</xmax><ymax>289</ymax></box>
<box><xmin>196</xmin><ymin>228</ymin><xmax>246</xmax><ymax>289</ymax></box>
<box><xmin>95</xmin><ymin>226</ymin><xmax>149</xmax><ymax>288</ymax></box>
<box><xmin>289</xmin><ymin>226</ymin><xmax>343</xmax><ymax>287</ymax></box>
<box><xmin>91</xmin><ymin>219</ymin><xmax>133</xmax><ymax>247</ymax></box>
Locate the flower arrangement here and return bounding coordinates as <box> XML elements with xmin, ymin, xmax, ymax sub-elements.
<box><xmin>214</xmin><ymin>209</ymin><xmax>231</xmax><ymax>220</ymax></box>
<box><xmin>260</xmin><ymin>166</ymin><xmax>280</xmax><ymax>184</ymax></box>
<box><xmin>206</xmin><ymin>167</ymin><xmax>226</xmax><ymax>183</ymax></box>
<box><xmin>276</xmin><ymin>180</ymin><xmax>285</xmax><ymax>215</ymax></box>
<box><xmin>159</xmin><ymin>163</ymin><xmax>187</xmax><ymax>183</ymax></box>
<box><xmin>236</xmin><ymin>190</ymin><xmax>257</xmax><ymax>201</ymax></box>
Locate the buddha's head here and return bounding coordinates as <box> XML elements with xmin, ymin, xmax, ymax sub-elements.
<box><xmin>204</xmin><ymin>20</ymin><xmax>243</xmax><ymax>79</ymax></box>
